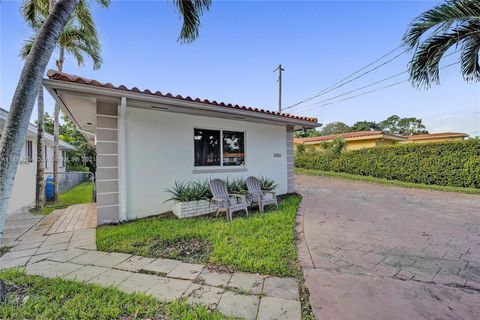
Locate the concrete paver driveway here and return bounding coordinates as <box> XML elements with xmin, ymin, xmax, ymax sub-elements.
<box><xmin>295</xmin><ymin>174</ymin><xmax>480</xmax><ymax>320</ymax></box>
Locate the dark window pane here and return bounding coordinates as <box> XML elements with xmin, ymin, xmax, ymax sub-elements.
<box><xmin>223</xmin><ymin>131</ymin><xmax>245</xmax><ymax>166</ymax></box>
<box><xmin>194</xmin><ymin>129</ymin><xmax>221</xmax><ymax>166</ymax></box>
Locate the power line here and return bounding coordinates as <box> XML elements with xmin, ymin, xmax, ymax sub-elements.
<box><xmin>292</xmin><ymin>50</ymin><xmax>461</xmax><ymax>113</ymax></box>
<box><xmin>293</xmin><ymin>62</ymin><xmax>459</xmax><ymax>113</ymax></box>
<box><xmin>285</xmin><ymin>45</ymin><xmax>406</xmax><ymax>110</ymax></box>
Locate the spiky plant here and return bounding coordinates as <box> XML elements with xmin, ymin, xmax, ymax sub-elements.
<box><xmin>258</xmin><ymin>177</ymin><xmax>278</xmax><ymax>192</ymax></box>
<box><xmin>166</xmin><ymin>181</ymin><xmax>211</xmax><ymax>202</ymax></box>
<box><xmin>403</xmin><ymin>0</ymin><xmax>480</xmax><ymax>88</ymax></box>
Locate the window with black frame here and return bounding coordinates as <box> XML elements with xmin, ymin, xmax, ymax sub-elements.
<box><xmin>223</xmin><ymin>131</ymin><xmax>245</xmax><ymax>166</ymax></box>
<box><xmin>194</xmin><ymin>129</ymin><xmax>221</xmax><ymax>166</ymax></box>
<box><xmin>194</xmin><ymin>129</ymin><xmax>245</xmax><ymax>167</ymax></box>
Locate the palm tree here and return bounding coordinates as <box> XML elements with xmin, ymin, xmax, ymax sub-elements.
<box><xmin>0</xmin><ymin>0</ymin><xmax>211</xmax><ymax>239</ymax></box>
<box><xmin>403</xmin><ymin>0</ymin><xmax>480</xmax><ymax>88</ymax></box>
<box><xmin>22</xmin><ymin>0</ymin><xmax>106</xmax><ymax>202</ymax></box>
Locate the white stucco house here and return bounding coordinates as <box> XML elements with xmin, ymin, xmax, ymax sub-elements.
<box><xmin>43</xmin><ymin>70</ymin><xmax>319</xmax><ymax>225</ymax></box>
<box><xmin>0</xmin><ymin>108</ymin><xmax>75</xmax><ymax>214</ymax></box>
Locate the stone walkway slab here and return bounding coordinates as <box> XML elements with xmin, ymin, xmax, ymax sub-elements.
<box><xmin>218</xmin><ymin>291</ymin><xmax>260</xmax><ymax>320</ymax></box>
<box><xmin>257</xmin><ymin>296</ymin><xmax>301</xmax><ymax>320</ymax></box>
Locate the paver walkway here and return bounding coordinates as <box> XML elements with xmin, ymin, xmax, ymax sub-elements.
<box><xmin>46</xmin><ymin>203</ymin><xmax>96</xmax><ymax>234</ymax></box>
<box><xmin>296</xmin><ymin>174</ymin><xmax>480</xmax><ymax>320</ymax></box>
<box><xmin>0</xmin><ymin>206</ymin><xmax>301</xmax><ymax>320</ymax></box>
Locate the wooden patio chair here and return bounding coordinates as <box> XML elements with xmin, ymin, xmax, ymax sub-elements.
<box><xmin>209</xmin><ymin>179</ymin><xmax>248</xmax><ymax>221</ymax></box>
<box><xmin>246</xmin><ymin>176</ymin><xmax>278</xmax><ymax>213</ymax></box>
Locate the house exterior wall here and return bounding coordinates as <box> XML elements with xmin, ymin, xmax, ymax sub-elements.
<box><xmin>7</xmin><ymin>138</ymin><xmax>67</xmax><ymax>215</ymax></box>
<box><xmin>399</xmin><ymin>136</ymin><xmax>466</xmax><ymax>144</ymax></box>
<box><xmin>345</xmin><ymin>139</ymin><xmax>378</xmax><ymax>151</ymax></box>
<box><xmin>123</xmin><ymin>107</ymin><xmax>289</xmax><ymax>220</ymax></box>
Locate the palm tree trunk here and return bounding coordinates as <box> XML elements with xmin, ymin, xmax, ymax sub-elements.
<box><xmin>53</xmin><ymin>47</ymin><xmax>64</xmax><ymax>202</ymax></box>
<box><xmin>0</xmin><ymin>0</ymin><xmax>77</xmax><ymax>240</ymax></box>
<box><xmin>35</xmin><ymin>87</ymin><xmax>46</xmax><ymax>210</ymax></box>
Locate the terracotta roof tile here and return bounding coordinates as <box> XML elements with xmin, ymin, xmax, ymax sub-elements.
<box><xmin>47</xmin><ymin>70</ymin><xmax>318</xmax><ymax>124</ymax></box>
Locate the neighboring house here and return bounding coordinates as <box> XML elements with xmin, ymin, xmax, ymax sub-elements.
<box><xmin>0</xmin><ymin>107</ymin><xmax>76</xmax><ymax>214</ymax></box>
<box><xmin>295</xmin><ymin>131</ymin><xmax>407</xmax><ymax>151</ymax></box>
<box><xmin>295</xmin><ymin>130</ymin><xmax>468</xmax><ymax>151</ymax></box>
<box><xmin>43</xmin><ymin>70</ymin><xmax>319</xmax><ymax>225</ymax></box>
<box><xmin>400</xmin><ymin>132</ymin><xmax>468</xmax><ymax>144</ymax></box>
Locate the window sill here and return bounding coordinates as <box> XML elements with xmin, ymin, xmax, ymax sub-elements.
<box><xmin>193</xmin><ymin>167</ymin><xmax>248</xmax><ymax>174</ymax></box>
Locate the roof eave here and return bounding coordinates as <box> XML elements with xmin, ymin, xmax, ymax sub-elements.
<box><xmin>43</xmin><ymin>79</ymin><xmax>319</xmax><ymax>129</ymax></box>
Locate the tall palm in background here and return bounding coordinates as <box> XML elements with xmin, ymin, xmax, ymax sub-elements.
<box><xmin>403</xmin><ymin>0</ymin><xmax>480</xmax><ymax>88</ymax></box>
<box><xmin>22</xmin><ymin>0</ymin><xmax>106</xmax><ymax>203</ymax></box>
<box><xmin>0</xmin><ymin>0</ymin><xmax>212</xmax><ymax>239</ymax></box>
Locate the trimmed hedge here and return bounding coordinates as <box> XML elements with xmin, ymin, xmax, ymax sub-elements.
<box><xmin>295</xmin><ymin>140</ymin><xmax>480</xmax><ymax>188</ymax></box>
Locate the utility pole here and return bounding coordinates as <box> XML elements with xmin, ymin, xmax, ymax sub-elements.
<box><xmin>274</xmin><ymin>64</ymin><xmax>285</xmax><ymax>113</ymax></box>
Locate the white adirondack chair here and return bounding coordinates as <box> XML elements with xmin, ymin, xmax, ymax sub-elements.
<box><xmin>246</xmin><ymin>176</ymin><xmax>278</xmax><ymax>213</ymax></box>
<box><xmin>209</xmin><ymin>179</ymin><xmax>248</xmax><ymax>221</ymax></box>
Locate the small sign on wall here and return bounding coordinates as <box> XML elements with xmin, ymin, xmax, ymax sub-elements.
<box><xmin>273</xmin><ymin>153</ymin><xmax>282</xmax><ymax>158</ymax></box>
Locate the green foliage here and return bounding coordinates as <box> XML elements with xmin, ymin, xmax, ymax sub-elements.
<box><xmin>166</xmin><ymin>177</ymin><xmax>278</xmax><ymax>202</ymax></box>
<box><xmin>294</xmin><ymin>128</ymin><xmax>321</xmax><ymax>138</ymax></box>
<box><xmin>296</xmin><ymin>144</ymin><xmax>306</xmax><ymax>154</ymax></box>
<box><xmin>97</xmin><ymin>196</ymin><xmax>301</xmax><ymax>276</ymax></box>
<box><xmin>0</xmin><ymin>268</ymin><xmax>225</xmax><ymax>319</ymax></box>
<box><xmin>166</xmin><ymin>180</ymin><xmax>211</xmax><ymax>202</ymax></box>
<box><xmin>258</xmin><ymin>176</ymin><xmax>278</xmax><ymax>191</ymax></box>
<box><xmin>350</xmin><ymin>121</ymin><xmax>382</xmax><ymax>132</ymax></box>
<box><xmin>38</xmin><ymin>113</ymin><xmax>96</xmax><ymax>173</ymax></box>
<box><xmin>319</xmin><ymin>137</ymin><xmax>346</xmax><ymax>156</ymax></box>
<box><xmin>32</xmin><ymin>182</ymin><xmax>94</xmax><ymax>215</ymax></box>
<box><xmin>295</xmin><ymin>140</ymin><xmax>480</xmax><ymax>188</ymax></box>
<box><xmin>379</xmin><ymin>115</ymin><xmax>428</xmax><ymax>135</ymax></box>
<box><xmin>296</xmin><ymin>168</ymin><xmax>480</xmax><ymax>195</ymax></box>
<box><xmin>319</xmin><ymin>121</ymin><xmax>351</xmax><ymax>136</ymax></box>
<box><xmin>403</xmin><ymin>0</ymin><xmax>480</xmax><ymax>87</ymax></box>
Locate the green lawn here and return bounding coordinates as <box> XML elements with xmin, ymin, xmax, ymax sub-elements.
<box><xmin>97</xmin><ymin>196</ymin><xmax>301</xmax><ymax>277</ymax></box>
<box><xmin>31</xmin><ymin>182</ymin><xmax>94</xmax><ymax>215</ymax></box>
<box><xmin>295</xmin><ymin>168</ymin><xmax>480</xmax><ymax>195</ymax></box>
<box><xmin>0</xmin><ymin>268</ymin><xmax>226</xmax><ymax>320</ymax></box>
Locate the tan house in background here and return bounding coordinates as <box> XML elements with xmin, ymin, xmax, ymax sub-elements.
<box><xmin>399</xmin><ymin>132</ymin><xmax>468</xmax><ymax>144</ymax></box>
<box><xmin>294</xmin><ymin>131</ymin><xmax>468</xmax><ymax>151</ymax></box>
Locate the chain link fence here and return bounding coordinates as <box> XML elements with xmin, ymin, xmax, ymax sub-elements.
<box><xmin>42</xmin><ymin>172</ymin><xmax>95</xmax><ymax>209</ymax></box>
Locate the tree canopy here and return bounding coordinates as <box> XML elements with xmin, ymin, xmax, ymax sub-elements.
<box><xmin>295</xmin><ymin>115</ymin><xmax>429</xmax><ymax>138</ymax></box>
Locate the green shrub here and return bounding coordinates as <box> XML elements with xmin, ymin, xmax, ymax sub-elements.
<box><xmin>295</xmin><ymin>140</ymin><xmax>480</xmax><ymax>188</ymax></box>
<box><xmin>166</xmin><ymin>177</ymin><xmax>278</xmax><ymax>202</ymax></box>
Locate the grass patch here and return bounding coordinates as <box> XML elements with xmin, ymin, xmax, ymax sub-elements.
<box><xmin>0</xmin><ymin>268</ymin><xmax>226</xmax><ymax>319</ymax></box>
<box><xmin>295</xmin><ymin>168</ymin><xmax>480</xmax><ymax>195</ymax></box>
<box><xmin>0</xmin><ymin>246</ymin><xmax>11</xmax><ymax>258</ymax></box>
<box><xmin>31</xmin><ymin>182</ymin><xmax>94</xmax><ymax>215</ymax></box>
<box><xmin>97</xmin><ymin>195</ymin><xmax>301</xmax><ymax>277</ymax></box>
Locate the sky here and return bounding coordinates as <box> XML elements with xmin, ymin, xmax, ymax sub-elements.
<box><xmin>1</xmin><ymin>0</ymin><xmax>479</xmax><ymax>136</ymax></box>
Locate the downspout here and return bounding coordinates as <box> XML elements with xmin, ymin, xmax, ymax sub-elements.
<box><xmin>118</xmin><ymin>97</ymin><xmax>127</xmax><ymax>221</ymax></box>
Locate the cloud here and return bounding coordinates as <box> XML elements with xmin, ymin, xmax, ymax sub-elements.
<box><xmin>424</xmin><ymin>110</ymin><xmax>480</xmax><ymax>137</ymax></box>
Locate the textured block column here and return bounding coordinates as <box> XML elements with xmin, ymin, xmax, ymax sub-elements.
<box><xmin>96</xmin><ymin>102</ymin><xmax>120</xmax><ymax>225</ymax></box>
<box><xmin>286</xmin><ymin>125</ymin><xmax>294</xmax><ymax>193</ymax></box>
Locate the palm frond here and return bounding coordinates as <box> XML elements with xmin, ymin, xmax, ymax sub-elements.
<box><xmin>75</xmin><ymin>0</ymin><xmax>99</xmax><ymax>40</ymax></box>
<box><xmin>403</xmin><ymin>0</ymin><xmax>480</xmax><ymax>87</ymax></box>
<box><xmin>174</xmin><ymin>0</ymin><xmax>212</xmax><ymax>43</ymax></box>
<box><xmin>94</xmin><ymin>0</ymin><xmax>111</xmax><ymax>8</ymax></box>
<box><xmin>403</xmin><ymin>0</ymin><xmax>480</xmax><ymax>48</ymax></box>
<box><xmin>460</xmin><ymin>31</ymin><xmax>480</xmax><ymax>81</ymax></box>
<box><xmin>408</xmin><ymin>22</ymin><xmax>480</xmax><ymax>87</ymax></box>
<box><xmin>19</xmin><ymin>36</ymin><xmax>35</xmax><ymax>59</ymax></box>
